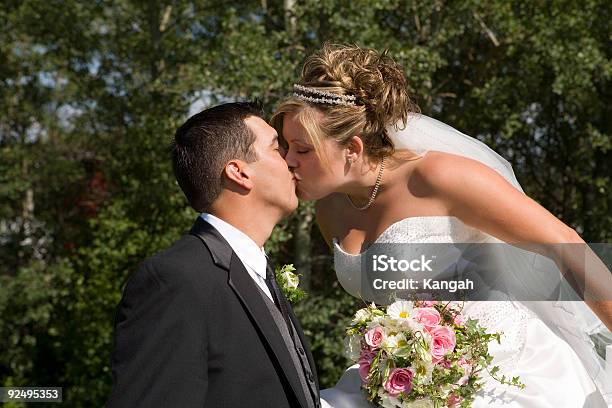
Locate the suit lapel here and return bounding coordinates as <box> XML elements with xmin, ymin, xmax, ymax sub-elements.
<box><xmin>189</xmin><ymin>218</ymin><xmax>310</xmax><ymax>408</ymax></box>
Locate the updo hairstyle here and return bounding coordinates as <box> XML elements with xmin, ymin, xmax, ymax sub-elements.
<box><xmin>271</xmin><ymin>43</ymin><xmax>419</xmax><ymax>160</ymax></box>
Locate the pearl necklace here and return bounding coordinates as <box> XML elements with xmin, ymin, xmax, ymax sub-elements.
<box><xmin>346</xmin><ymin>157</ymin><xmax>385</xmax><ymax>211</ymax></box>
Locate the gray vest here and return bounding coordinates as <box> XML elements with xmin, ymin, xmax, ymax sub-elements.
<box><xmin>255</xmin><ymin>286</ymin><xmax>318</xmax><ymax>408</ymax></box>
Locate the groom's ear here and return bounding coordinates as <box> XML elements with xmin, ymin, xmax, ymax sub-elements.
<box><xmin>224</xmin><ymin>160</ymin><xmax>254</xmax><ymax>191</ymax></box>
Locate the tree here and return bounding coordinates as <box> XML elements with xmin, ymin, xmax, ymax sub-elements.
<box><xmin>1</xmin><ymin>1</ymin><xmax>610</xmax><ymax>405</ymax></box>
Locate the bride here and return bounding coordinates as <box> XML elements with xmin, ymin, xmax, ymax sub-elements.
<box><xmin>271</xmin><ymin>44</ymin><xmax>612</xmax><ymax>407</ymax></box>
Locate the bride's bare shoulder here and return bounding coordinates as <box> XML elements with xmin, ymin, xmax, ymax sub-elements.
<box><xmin>412</xmin><ymin>151</ymin><xmax>496</xmax><ymax>192</ymax></box>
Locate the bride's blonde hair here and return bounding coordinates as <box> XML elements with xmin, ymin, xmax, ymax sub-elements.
<box><xmin>271</xmin><ymin>43</ymin><xmax>419</xmax><ymax>160</ymax></box>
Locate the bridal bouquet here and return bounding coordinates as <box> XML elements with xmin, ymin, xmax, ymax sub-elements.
<box><xmin>345</xmin><ymin>300</ymin><xmax>523</xmax><ymax>408</ymax></box>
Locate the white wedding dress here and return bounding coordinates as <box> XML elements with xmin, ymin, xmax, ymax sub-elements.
<box><xmin>316</xmin><ymin>114</ymin><xmax>611</xmax><ymax>407</ymax></box>
<box><xmin>320</xmin><ymin>216</ymin><xmax>611</xmax><ymax>407</ymax></box>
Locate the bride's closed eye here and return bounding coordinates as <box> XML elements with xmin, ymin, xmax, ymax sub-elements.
<box><xmin>292</xmin><ymin>142</ymin><xmax>312</xmax><ymax>155</ymax></box>
<box><xmin>284</xmin><ymin>137</ymin><xmax>313</xmax><ymax>155</ymax></box>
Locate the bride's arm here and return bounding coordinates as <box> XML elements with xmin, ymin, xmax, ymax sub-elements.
<box><xmin>416</xmin><ymin>152</ymin><xmax>612</xmax><ymax>331</ymax></box>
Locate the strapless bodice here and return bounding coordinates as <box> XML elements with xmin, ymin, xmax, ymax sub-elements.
<box><xmin>333</xmin><ymin>216</ymin><xmax>494</xmax><ymax>301</ymax></box>
<box><xmin>334</xmin><ymin>216</ymin><xmax>489</xmax><ymax>255</ymax></box>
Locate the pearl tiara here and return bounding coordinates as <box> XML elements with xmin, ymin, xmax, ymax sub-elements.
<box><xmin>292</xmin><ymin>84</ymin><xmax>357</xmax><ymax>106</ymax></box>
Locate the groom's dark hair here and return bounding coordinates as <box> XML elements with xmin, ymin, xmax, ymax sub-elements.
<box><xmin>171</xmin><ymin>102</ymin><xmax>263</xmax><ymax>212</ymax></box>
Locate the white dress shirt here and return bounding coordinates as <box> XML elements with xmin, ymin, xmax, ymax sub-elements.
<box><xmin>200</xmin><ymin>213</ymin><xmax>273</xmax><ymax>301</ymax></box>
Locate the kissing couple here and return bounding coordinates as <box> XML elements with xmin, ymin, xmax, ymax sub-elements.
<box><xmin>107</xmin><ymin>44</ymin><xmax>612</xmax><ymax>407</ymax></box>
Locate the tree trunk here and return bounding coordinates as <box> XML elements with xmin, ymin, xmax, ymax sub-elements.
<box><xmin>284</xmin><ymin>0</ymin><xmax>296</xmax><ymax>35</ymax></box>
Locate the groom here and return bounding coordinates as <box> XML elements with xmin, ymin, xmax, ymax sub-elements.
<box><xmin>107</xmin><ymin>102</ymin><xmax>320</xmax><ymax>408</ymax></box>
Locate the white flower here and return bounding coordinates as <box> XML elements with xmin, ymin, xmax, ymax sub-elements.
<box><xmin>413</xmin><ymin>360</ymin><xmax>434</xmax><ymax>385</ymax></box>
<box><xmin>374</xmin><ymin>315</ymin><xmax>398</xmax><ymax>331</ymax></box>
<box><xmin>281</xmin><ymin>270</ymin><xmax>299</xmax><ymax>289</ymax></box>
<box><xmin>387</xmin><ymin>300</ymin><xmax>414</xmax><ymax>320</ymax></box>
<box><xmin>369</xmin><ymin>315</ymin><xmax>385</xmax><ymax>326</ymax></box>
<box><xmin>399</xmin><ymin>317</ymin><xmax>425</xmax><ymax>334</ymax></box>
<box><xmin>352</xmin><ymin>307</ymin><xmax>371</xmax><ymax>324</ymax></box>
<box><xmin>402</xmin><ymin>397</ymin><xmax>434</xmax><ymax>408</ymax></box>
<box><xmin>383</xmin><ymin>332</ymin><xmax>407</xmax><ymax>354</ymax></box>
<box><xmin>378</xmin><ymin>387</ymin><xmax>403</xmax><ymax>408</ymax></box>
<box><xmin>439</xmin><ymin>384</ymin><xmax>454</xmax><ymax>399</ymax></box>
<box><xmin>420</xmin><ymin>330</ymin><xmax>432</xmax><ymax>345</ymax></box>
<box><xmin>344</xmin><ymin>334</ymin><xmax>362</xmax><ymax>362</ymax></box>
<box><xmin>414</xmin><ymin>338</ymin><xmax>432</xmax><ymax>361</ymax></box>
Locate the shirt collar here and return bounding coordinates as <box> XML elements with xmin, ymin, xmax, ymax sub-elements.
<box><xmin>200</xmin><ymin>213</ymin><xmax>267</xmax><ymax>279</ymax></box>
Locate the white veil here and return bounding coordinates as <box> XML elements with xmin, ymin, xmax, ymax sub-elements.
<box><xmin>388</xmin><ymin>112</ymin><xmax>612</xmax><ymax>400</ymax></box>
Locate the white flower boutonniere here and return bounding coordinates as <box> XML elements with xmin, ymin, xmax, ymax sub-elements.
<box><xmin>275</xmin><ymin>264</ymin><xmax>307</xmax><ymax>304</ymax></box>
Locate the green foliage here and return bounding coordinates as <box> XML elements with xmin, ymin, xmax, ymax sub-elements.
<box><xmin>294</xmin><ymin>286</ymin><xmax>361</xmax><ymax>388</ymax></box>
<box><xmin>0</xmin><ymin>0</ymin><xmax>610</xmax><ymax>405</ymax></box>
<box><xmin>275</xmin><ymin>264</ymin><xmax>308</xmax><ymax>303</ymax></box>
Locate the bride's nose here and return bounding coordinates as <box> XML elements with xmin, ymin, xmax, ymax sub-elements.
<box><xmin>284</xmin><ymin>149</ymin><xmax>298</xmax><ymax>169</ymax></box>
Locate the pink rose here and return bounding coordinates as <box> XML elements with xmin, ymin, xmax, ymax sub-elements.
<box><xmin>360</xmin><ymin>348</ymin><xmax>377</xmax><ymax>362</ymax></box>
<box><xmin>383</xmin><ymin>368</ymin><xmax>414</xmax><ymax>396</ymax></box>
<box><xmin>358</xmin><ymin>359</ymin><xmax>371</xmax><ymax>383</ymax></box>
<box><xmin>429</xmin><ymin>326</ymin><xmax>456</xmax><ymax>364</ymax></box>
<box><xmin>365</xmin><ymin>326</ymin><xmax>385</xmax><ymax>349</ymax></box>
<box><xmin>413</xmin><ymin>307</ymin><xmax>441</xmax><ymax>332</ymax></box>
<box><xmin>440</xmin><ymin>359</ymin><xmax>452</xmax><ymax>369</ymax></box>
<box><xmin>447</xmin><ymin>393</ymin><xmax>462</xmax><ymax>407</ymax></box>
<box><xmin>453</xmin><ymin>313</ymin><xmax>466</xmax><ymax>327</ymax></box>
<box><xmin>358</xmin><ymin>348</ymin><xmax>377</xmax><ymax>383</ymax></box>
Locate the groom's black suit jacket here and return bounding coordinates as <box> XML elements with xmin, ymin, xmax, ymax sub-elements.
<box><xmin>107</xmin><ymin>218</ymin><xmax>320</xmax><ymax>407</ymax></box>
